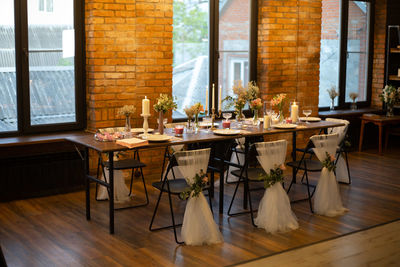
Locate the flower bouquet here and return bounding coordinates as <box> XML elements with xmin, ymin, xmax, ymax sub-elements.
<box><xmin>154</xmin><ymin>94</ymin><xmax>177</xmax><ymax>134</ymax></box>
<box><xmin>379</xmin><ymin>85</ymin><xmax>400</xmax><ymax>117</ymax></box>
<box><xmin>184</xmin><ymin>106</ymin><xmax>195</xmax><ymax>131</ymax></box>
<box><xmin>223</xmin><ymin>80</ymin><xmax>248</xmax><ymax>121</ymax></box>
<box><xmin>349</xmin><ymin>92</ymin><xmax>358</xmax><ymax>110</ymax></box>
<box><xmin>192</xmin><ymin>102</ymin><xmax>204</xmax><ymax>129</ymax></box>
<box><xmin>180</xmin><ymin>170</ymin><xmax>208</xmax><ymax>199</ymax></box>
<box><xmin>327</xmin><ymin>86</ymin><xmax>339</xmax><ymax>111</ymax></box>
<box><xmin>117</xmin><ymin>105</ymin><xmax>136</xmax><ymax>134</ymax></box>
<box><xmin>250</xmin><ymin>98</ymin><xmax>262</xmax><ymax>125</ymax></box>
<box><xmin>322</xmin><ymin>152</ymin><xmax>336</xmax><ymax>172</ymax></box>
<box><xmin>271</xmin><ymin>93</ymin><xmax>287</xmax><ymax>123</ymax></box>
<box><xmin>258</xmin><ymin>164</ymin><xmax>286</xmax><ymax>188</ymax></box>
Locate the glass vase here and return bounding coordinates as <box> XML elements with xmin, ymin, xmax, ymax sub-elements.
<box><xmin>350</xmin><ymin>101</ymin><xmax>357</xmax><ymax>110</ymax></box>
<box><xmin>158</xmin><ymin>112</ymin><xmax>164</xmax><ymax>135</ymax></box>
<box><xmin>194</xmin><ymin>114</ymin><xmax>199</xmax><ymax>133</ymax></box>
<box><xmin>386</xmin><ymin>103</ymin><xmax>394</xmax><ymax>117</ymax></box>
<box><xmin>252</xmin><ymin>109</ymin><xmax>260</xmax><ymax>126</ymax></box>
<box><xmin>330</xmin><ymin>98</ymin><xmax>335</xmax><ymax>111</ymax></box>
<box><xmin>236</xmin><ymin>108</ymin><xmax>245</xmax><ymax>121</ymax></box>
<box><xmin>124</xmin><ymin>114</ymin><xmax>132</xmax><ymax>137</ymax></box>
<box><xmin>278</xmin><ymin>109</ymin><xmax>284</xmax><ymax>123</ymax></box>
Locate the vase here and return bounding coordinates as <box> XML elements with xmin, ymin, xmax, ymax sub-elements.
<box><xmin>194</xmin><ymin>114</ymin><xmax>199</xmax><ymax>133</ymax></box>
<box><xmin>330</xmin><ymin>98</ymin><xmax>335</xmax><ymax>111</ymax></box>
<box><xmin>158</xmin><ymin>112</ymin><xmax>164</xmax><ymax>135</ymax></box>
<box><xmin>277</xmin><ymin>109</ymin><xmax>284</xmax><ymax>123</ymax></box>
<box><xmin>350</xmin><ymin>101</ymin><xmax>357</xmax><ymax>110</ymax></box>
<box><xmin>124</xmin><ymin>114</ymin><xmax>132</xmax><ymax>136</ymax></box>
<box><xmin>253</xmin><ymin>109</ymin><xmax>260</xmax><ymax>126</ymax></box>
<box><xmin>386</xmin><ymin>103</ymin><xmax>394</xmax><ymax>117</ymax></box>
<box><xmin>236</xmin><ymin>108</ymin><xmax>245</xmax><ymax>121</ymax></box>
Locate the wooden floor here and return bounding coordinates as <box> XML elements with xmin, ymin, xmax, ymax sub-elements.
<box><xmin>238</xmin><ymin>219</ymin><xmax>400</xmax><ymax>267</ymax></box>
<box><xmin>0</xmin><ymin>146</ymin><xmax>399</xmax><ymax>266</ymax></box>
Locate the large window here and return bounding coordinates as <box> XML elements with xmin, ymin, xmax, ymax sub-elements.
<box><xmin>172</xmin><ymin>0</ymin><xmax>257</xmax><ymax>118</ymax></box>
<box><xmin>0</xmin><ymin>0</ymin><xmax>84</xmax><ymax>135</ymax></box>
<box><xmin>319</xmin><ymin>0</ymin><xmax>373</xmax><ymax>109</ymax></box>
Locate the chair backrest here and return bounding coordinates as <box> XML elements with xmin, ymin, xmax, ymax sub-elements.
<box><xmin>326</xmin><ymin>118</ymin><xmax>349</xmax><ymax>145</ymax></box>
<box><xmin>254</xmin><ymin>140</ymin><xmax>287</xmax><ymax>174</ymax></box>
<box><xmin>174</xmin><ymin>148</ymin><xmax>211</xmax><ymax>185</ymax></box>
<box><xmin>310</xmin><ymin>133</ymin><xmax>339</xmax><ymax>161</ymax></box>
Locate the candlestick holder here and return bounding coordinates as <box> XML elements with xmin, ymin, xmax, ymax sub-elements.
<box><xmin>210</xmin><ymin>108</ymin><xmax>217</xmax><ymax>130</ymax></box>
<box><xmin>218</xmin><ymin>109</ymin><xmax>222</xmax><ymax>118</ymax></box>
<box><xmin>141</xmin><ymin>113</ymin><xmax>150</xmax><ymax>137</ymax></box>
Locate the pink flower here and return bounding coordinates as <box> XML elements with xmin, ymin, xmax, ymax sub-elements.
<box><xmin>330</xmin><ymin>155</ymin><xmax>335</xmax><ymax>162</ymax></box>
<box><xmin>202</xmin><ymin>177</ymin><xmax>208</xmax><ymax>183</ymax></box>
<box><xmin>280</xmin><ymin>164</ymin><xmax>286</xmax><ymax>170</ymax></box>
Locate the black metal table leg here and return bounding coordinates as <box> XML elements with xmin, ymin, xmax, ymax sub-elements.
<box><xmin>292</xmin><ymin>131</ymin><xmax>297</xmax><ymax>183</ymax></box>
<box><xmin>219</xmin><ymin>166</ymin><xmax>224</xmax><ymax>214</ymax></box>
<box><xmin>243</xmin><ymin>138</ymin><xmax>250</xmax><ymax>209</ymax></box>
<box><xmin>108</xmin><ymin>151</ymin><xmax>114</xmax><ymax>234</ymax></box>
<box><xmin>84</xmin><ymin>147</ymin><xmax>90</xmax><ymax>220</ymax></box>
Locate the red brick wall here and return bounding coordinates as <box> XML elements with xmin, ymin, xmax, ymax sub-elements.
<box><xmin>372</xmin><ymin>0</ymin><xmax>387</xmax><ymax>108</ymax></box>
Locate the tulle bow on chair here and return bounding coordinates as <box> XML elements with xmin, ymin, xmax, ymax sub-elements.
<box><xmin>175</xmin><ymin>148</ymin><xmax>223</xmax><ymax>245</ymax></box>
<box><xmin>254</xmin><ymin>140</ymin><xmax>299</xmax><ymax>233</ymax></box>
<box><xmin>311</xmin><ymin>134</ymin><xmax>349</xmax><ymax>217</ymax></box>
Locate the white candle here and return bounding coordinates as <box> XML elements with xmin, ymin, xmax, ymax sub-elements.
<box><xmin>218</xmin><ymin>85</ymin><xmax>222</xmax><ymax>111</ymax></box>
<box><xmin>142</xmin><ymin>96</ymin><xmax>150</xmax><ymax>115</ymax></box>
<box><xmin>212</xmin><ymin>84</ymin><xmax>215</xmax><ymax>110</ymax></box>
<box><xmin>205</xmin><ymin>86</ymin><xmax>209</xmax><ymax>112</ymax></box>
<box><xmin>291</xmin><ymin>101</ymin><xmax>299</xmax><ymax>123</ymax></box>
<box><xmin>263</xmin><ymin>114</ymin><xmax>271</xmax><ymax>129</ymax></box>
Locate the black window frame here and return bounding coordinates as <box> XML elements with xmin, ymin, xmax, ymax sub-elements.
<box><xmin>0</xmin><ymin>0</ymin><xmax>85</xmax><ymax>137</ymax></box>
<box><xmin>319</xmin><ymin>0</ymin><xmax>375</xmax><ymax>111</ymax></box>
<box><xmin>172</xmin><ymin>0</ymin><xmax>258</xmax><ymax>121</ymax></box>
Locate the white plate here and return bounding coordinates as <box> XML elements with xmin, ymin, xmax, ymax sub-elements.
<box><xmin>273</xmin><ymin>123</ymin><xmax>298</xmax><ymax>129</ymax></box>
<box><xmin>299</xmin><ymin>117</ymin><xmax>321</xmax><ymax>122</ymax></box>
<box><xmin>213</xmin><ymin>129</ymin><xmax>241</xmax><ymax>136</ymax></box>
<box><xmin>198</xmin><ymin>122</ymin><xmax>219</xmax><ymax>127</ymax></box>
<box><xmin>131</xmin><ymin>128</ymin><xmax>154</xmax><ymax>133</ymax></box>
<box><xmin>141</xmin><ymin>134</ymin><xmax>172</xmax><ymax>142</ymax></box>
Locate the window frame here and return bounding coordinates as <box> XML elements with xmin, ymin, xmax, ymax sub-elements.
<box><xmin>172</xmin><ymin>0</ymin><xmax>258</xmax><ymax>121</ymax></box>
<box><xmin>319</xmin><ymin>0</ymin><xmax>375</xmax><ymax>111</ymax></box>
<box><xmin>0</xmin><ymin>0</ymin><xmax>86</xmax><ymax>137</ymax></box>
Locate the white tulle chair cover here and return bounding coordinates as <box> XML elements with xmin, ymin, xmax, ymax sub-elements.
<box><xmin>311</xmin><ymin>134</ymin><xmax>349</xmax><ymax>217</ymax></box>
<box><xmin>175</xmin><ymin>148</ymin><xmax>223</xmax><ymax>245</ymax></box>
<box><xmin>224</xmin><ymin>138</ymin><xmax>245</xmax><ymax>183</ymax></box>
<box><xmin>162</xmin><ymin>145</ymin><xmax>184</xmax><ymax>180</ymax></box>
<box><xmin>326</xmin><ymin>118</ymin><xmax>350</xmax><ymax>183</ymax></box>
<box><xmin>254</xmin><ymin>140</ymin><xmax>299</xmax><ymax>233</ymax></box>
<box><xmin>97</xmin><ymin>155</ymin><xmax>131</xmax><ymax>203</ymax></box>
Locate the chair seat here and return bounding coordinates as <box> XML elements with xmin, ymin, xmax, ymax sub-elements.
<box><xmin>103</xmin><ymin>159</ymin><xmax>146</xmax><ymax>170</ymax></box>
<box><xmin>152</xmin><ymin>179</ymin><xmax>190</xmax><ymax>194</ymax></box>
<box><xmin>286</xmin><ymin>159</ymin><xmax>322</xmax><ymax>171</ymax></box>
<box><xmin>231</xmin><ymin>168</ymin><xmax>266</xmax><ymax>181</ymax></box>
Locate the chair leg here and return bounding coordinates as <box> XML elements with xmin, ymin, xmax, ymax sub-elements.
<box><xmin>304</xmin><ymin>170</ymin><xmax>314</xmax><ymax>213</ymax></box>
<box><xmin>140</xmin><ymin>167</ymin><xmax>149</xmax><ymax>205</ymax></box>
<box><xmin>129</xmin><ymin>167</ymin><xmax>134</xmax><ymax>196</ymax></box>
<box><xmin>208</xmin><ymin>188</ymin><xmax>214</xmax><ymax>215</ymax></box>
<box><xmin>95</xmin><ymin>156</ymin><xmax>101</xmax><ymax>201</ymax></box>
<box><xmin>227</xmin><ymin>175</ymin><xmax>243</xmax><ymax>216</ymax></box>
<box><xmin>246</xmin><ymin>178</ymin><xmax>257</xmax><ymax>227</ymax></box>
<box><xmin>166</xmin><ymin>182</ymin><xmax>183</xmax><ymax>245</ymax></box>
<box><xmin>345</xmin><ymin>151</ymin><xmax>351</xmax><ymax>184</ymax></box>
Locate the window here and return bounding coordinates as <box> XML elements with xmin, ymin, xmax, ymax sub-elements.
<box><xmin>172</xmin><ymin>0</ymin><xmax>257</xmax><ymax>118</ymax></box>
<box><xmin>319</xmin><ymin>0</ymin><xmax>374</xmax><ymax>109</ymax></box>
<box><xmin>39</xmin><ymin>0</ymin><xmax>54</xmax><ymax>12</ymax></box>
<box><xmin>0</xmin><ymin>0</ymin><xmax>85</xmax><ymax>135</ymax></box>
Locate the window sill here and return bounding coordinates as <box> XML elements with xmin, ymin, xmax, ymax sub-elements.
<box><xmin>318</xmin><ymin>107</ymin><xmax>382</xmax><ymax>118</ymax></box>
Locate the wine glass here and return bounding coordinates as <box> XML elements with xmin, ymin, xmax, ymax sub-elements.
<box><xmin>202</xmin><ymin>116</ymin><xmax>212</xmax><ymax>132</ymax></box>
<box><xmin>303</xmin><ymin>109</ymin><xmax>312</xmax><ymax>123</ymax></box>
<box><xmin>222</xmin><ymin>112</ymin><xmax>232</xmax><ymax>121</ymax></box>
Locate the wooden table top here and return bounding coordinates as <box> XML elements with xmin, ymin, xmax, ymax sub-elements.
<box><xmin>65</xmin><ymin>120</ymin><xmax>344</xmax><ymax>153</ymax></box>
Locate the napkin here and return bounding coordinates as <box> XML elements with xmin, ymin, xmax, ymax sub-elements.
<box><xmin>116</xmin><ymin>137</ymin><xmax>149</xmax><ymax>148</ymax></box>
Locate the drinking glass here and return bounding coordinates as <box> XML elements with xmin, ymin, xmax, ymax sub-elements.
<box><xmin>222</xmin><ymin>112</ymin><xmax>232</xmax><ymax>121</ymax></box>
<box><xmin>263</xmin><ymin>101</ymin><xmax>272</xmax><ymax>116</ymax></box>
<box><xmin>202</xmin><ymin>116</ymin><xmax>212</xmax><ymax>132</ymax></box>
<box><xmin>303</xmin><ymin>109</ymin><xmax>312</xmax><ymax>123</ymax></box>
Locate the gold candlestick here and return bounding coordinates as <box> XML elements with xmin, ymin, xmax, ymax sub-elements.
<box><xmin>210</xmin><ymin>108</ymin><xmax>217</xmax><ymax>130</ymax></box>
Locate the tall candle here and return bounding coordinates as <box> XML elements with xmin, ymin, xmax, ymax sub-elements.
<box><xmin>218</xmin><ymin>85</ymin><xmax>222</xmax><ymax>111</ymax></box>
<box><xmin>205</xmin><ymin>86</ymin><xmax>209</xmax><ymax>112</ymax></box>
<box><xmin>290</xmin><ymin>101</ymin><xmax>299</xmax><ymax>123</ymax></box>
<box><xmin>142</xmin><ymin>96</ymin><xmax>150</xmax><ymax>115</ymax></box>
<box><xmin>263</xmin><ymin>114</ymin><xmax>271</xmax><ymax>129</ymax></box>
<box><xmin>212</xmin><ymin>84</ymin><xmax>215</xmax><ymax>110</ymax></box>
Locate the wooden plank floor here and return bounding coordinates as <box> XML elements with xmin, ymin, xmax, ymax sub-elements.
<box><xmin>0</xmin><ymin>146</ymin><xmax>399</xmax><ymax>266</ymax></box>
<box><xmin>237</xmin><ymin>219</ymin><xmax>400</xmax><ymax>267</ymax></box>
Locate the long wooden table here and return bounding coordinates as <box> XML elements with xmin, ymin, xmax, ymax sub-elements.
<box><xmin>66</xmin><ymin>120</ymin><xmax>344</xmax><ymax>234</ymax></box>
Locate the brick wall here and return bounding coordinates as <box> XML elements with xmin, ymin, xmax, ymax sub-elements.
<box><xmin>371</xmin><ymin>0</ymin><xmax>387</xmax><ymax>108</ymax></box>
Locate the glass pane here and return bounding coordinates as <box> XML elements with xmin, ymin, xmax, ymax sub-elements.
<box><xmin>172</xmin><ymin>0</ymin><xmax>209</xmax><ymax>119</ymax></box>
<box><xmin>0</xmin><ymin>0</ymin><xmax>18</xmax><ymax>132</ymax></box>
<box><xmin>345</xmin><ymin>1</ymin><xmax>369</xmax><ymax>102</ymax></box>
<box><xmin>28</xmin><ymin>0</ymin><xmax>76</xmax><ymax>125</ymax></box>
<box><xmin>47</xmin><ymin>0</ymin><xmax>54</xmax><ymax>12</ymax></box>
<box><xmin>218</xmin><ymin>0</ymin><xmax>250</xmax><ymax>111</ymax></box>
<box><xmin>319</xmin><ymin>0</ymin><xmax>340</xmax><ymax>107</ymax></box>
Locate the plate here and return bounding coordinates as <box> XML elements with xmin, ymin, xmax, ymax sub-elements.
<box><xmin>131</xmin><ymin>128</ymin><xmax>154</xmax><ymax>133</ymax></box>
<box><xmin>141</xmin><ymin>134</ymin><xmax>172</xmax><ymax>142</ymax></box>
<box><xmin>299</xmin><ymin>117</ymin><xmax>321</xmax><ymax>122</ymax></box>
<box><xmin>213</xmin><ymin>129</ymin><xmax>241</xmax><ymax>136</ymax></box>
<box><xmin>273</xmin><ymin>124</ymin><xmax>298</xmax><ymax>129</ymax></box>
<box><xmin>198</xmin><ymin>122</ymin><xmax>219</xmax><ymax>127</ymax></box>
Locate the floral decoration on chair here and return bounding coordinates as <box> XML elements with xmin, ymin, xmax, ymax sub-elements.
<box><xmin>258</xmin><ymin>164</ymin><xmax>286</xmax><ymax>188</ymax></box>
<box><xmin>322</xmin><ymin>152</ymin><xmax>336</xmax><ymax>172</ymax></box>
<box><xmin>180</xmin><ymin>170</ymin><xmax>208</xmax><ymax>199</ymax></box>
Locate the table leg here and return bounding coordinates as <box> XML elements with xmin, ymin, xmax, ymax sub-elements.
<box><xmin>84</xmin><ymin>147</ymin><xmax>90</xmax><ymax>220</ymax></box>
<box><xmin>243</xmin><ymin>138</ymin><xmax>250</xmax><ymax>209</ymax></box>
<box><xmin>378</xmin><ymin>124</ymin><xmax>383</xmax><ymax>155</ymax></box>
<box><xmin>292</xmin><ymin>131</ymin><xmax>297</xmax><ymax>184</ymax></box>
<box><xmin>359</xmin><ymin>120</ymin><xmax>365</xmax><ymax>152</ymax></box>
<box><xmin>108</xmin><ymin>151</ymin><xmax>114</xmax><ymax>234</ymax></box>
